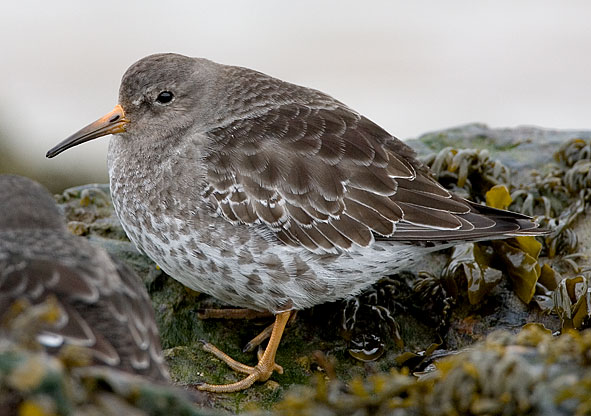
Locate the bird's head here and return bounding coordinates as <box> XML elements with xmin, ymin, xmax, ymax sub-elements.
<box><xmin>0</xmin><ymin>175</ymin><xmax>64</xmax><ymax>231</ymax></box>
<box><xmin>46</xmin><ymin>53</ymin><xmax>216</xmax><ymax>158</ymax></box>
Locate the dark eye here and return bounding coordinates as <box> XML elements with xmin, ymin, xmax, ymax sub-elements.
<box><xmin>155</xmin><ymin>91</ymin><xmax>174</xmax><ymax>104</ymax></box>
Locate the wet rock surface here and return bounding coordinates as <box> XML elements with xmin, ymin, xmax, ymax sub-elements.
<box><xmin>19</xmin><ymin>123</ymin><xmax>591</xmax><ymax>414</ymax></box>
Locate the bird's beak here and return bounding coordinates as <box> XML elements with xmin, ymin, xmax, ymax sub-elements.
<box><xmin>46</xmin><ymin>105</ymin><xmax>129</xmax><ymax>158</ymax></box>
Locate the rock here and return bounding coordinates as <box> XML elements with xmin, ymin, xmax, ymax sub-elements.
<box><xmin>271</xmin><ymin>325</ymin><xmax>591</xmax><ymax>416</ymax></box>
<box><xmin>49</xmin><ymin>124</ymin><xmax>591</xmax><ymax>413</ymax></box>
<box><xmin>409</xmin><ymin>123</ymin><xmax>591</xmax><ymax>171</ymax></box>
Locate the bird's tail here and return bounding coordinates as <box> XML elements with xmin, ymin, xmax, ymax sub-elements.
<box><xmin>384</xmin><ymin>201</ymin><xmax>547</xmax><ymax>242</ymax></box>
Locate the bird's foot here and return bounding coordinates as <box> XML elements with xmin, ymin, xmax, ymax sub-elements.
<box><xmin>196</xmin><ymin>311</ymin><xmax>291</xmax><ymax>393</ymax></box>
<box><xmin>196</xmin><ymin>342</ymin><xmax>283</xmax><ymax>392</ymax></box>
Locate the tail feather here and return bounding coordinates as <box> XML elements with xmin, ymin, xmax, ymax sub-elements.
<box><xmin>380</xmin><ymin>201</ymin><xmax>547</xmax><ymax>242</ymax></box>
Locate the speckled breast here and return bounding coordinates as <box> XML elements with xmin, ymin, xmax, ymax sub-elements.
<box><xmin>106</xmin><ymin>138</ymin><xmax>418</xmax><ymax>312</ymax></box>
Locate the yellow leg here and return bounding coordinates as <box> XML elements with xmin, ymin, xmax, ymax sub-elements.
<box><xmin>242</xmin><ymin>323</ymin><xmax>273</xmax><ymax>353</ymax></box>
<box><xmin>243</xmin><ymin>310</ymin><xmax>298</xmax><ymax>353</ymax></box>
<box><xmin>197</xmin><ymin>311</ymin><xmax>291</xmax><ymax>393</ymax></box>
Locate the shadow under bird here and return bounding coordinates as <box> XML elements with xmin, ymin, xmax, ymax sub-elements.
<box><xmin>0</xmin><ymin>174</ymin><xmax>169</xmax><ymax>382</ymax></box>
<box><xmin>47</xmin><ymin>53</ymin><xmax>545</xmax><ymax>392</ymax></box>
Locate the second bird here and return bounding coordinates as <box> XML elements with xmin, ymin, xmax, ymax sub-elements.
<box><xmin>0</xmin><ymin>174</ymin><xmax>169</xmax><ymax>382</ymax></box>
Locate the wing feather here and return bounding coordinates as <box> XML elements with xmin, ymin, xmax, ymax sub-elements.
<box><xmin>204</xmin><ymin>102</ymin><xmax>540</xmax><ymax>252</ymax></box>
<box><xmin>0</xmin><ymin>251</ymin><xmax>168</xmax><ymax>380</ymax></box>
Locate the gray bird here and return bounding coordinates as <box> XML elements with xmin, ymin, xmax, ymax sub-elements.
<box><xmin>47</xmin><ymin>53</ymin><xmax>543</xmax><ymax>392</ymax></box>
<box><xmin>0</xmin><ymin>174</ymin><xmax>169</xmax><ymax>381</ymax></box>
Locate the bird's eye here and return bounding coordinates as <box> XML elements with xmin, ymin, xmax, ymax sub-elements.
<box><xmin>155</xmin><ymin>91</ymin><xmax>174</xmax><ymax>104</ymax></box>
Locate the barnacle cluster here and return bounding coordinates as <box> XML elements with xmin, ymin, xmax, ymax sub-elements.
<box><xmin>273</xmin><ymin>325</ymin><xmax>591</xmax><ymax>416</ymax></box>
<box><xmin>512</xmin><ymin>138</ymin><xmax>591</xmax><ymax>223</ymax></box>
<box><xmin>422</xmin><ymin>139</ymin><xmax>591</xmax><ymax>238</ymax></box>
<box><xmin>527</xmin><ymin>139</ymin><xmax>591</xmax><ymax>327</ymax></box>
<box><xmin>422</xmin><ymin>139</ymin><xmax>591</xmax><ymax>332</ymax></box>
<box><xmin>339</xmin><ymin>275</ymin><xmax>409</xmax><ymax>361</ymax></box>
<box><xmin>339</xmin><ymin>270</ymin><xmax>454</xmax><ymax>364</ymax></box>
<box><xmin>555</xmin><ymin>138</ymin><xmax>591</xmax><ymax>167</ymax></box>
<box><xmin>420</xmin><ymin>147</ymin><xmax>510</xmax><ymax>201</ymax></box>
<box><xmin>274</xmin><ymin>370</ymin><xmax>423</xmax><ymax>416</ymax></box>
<box><xmin>509</xmin><ymin>165</ymin><xmax>570</xmax><ymax>218</ymax></box>
<box><xmin>412</xmin><ymin>270</ymin><xmax>454</xmax><ymax>331</ymax></box>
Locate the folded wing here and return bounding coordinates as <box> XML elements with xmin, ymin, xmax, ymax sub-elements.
<box><xmin>204</xmin><ymin>103</ymin><xmax>540</xmax><ymax>254</ymax></box>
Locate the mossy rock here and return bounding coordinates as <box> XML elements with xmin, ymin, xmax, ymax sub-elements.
<box><xmin>48</xmin><ymin>124</ymin><xmax>591</xmax><ymax>414</ymax></box>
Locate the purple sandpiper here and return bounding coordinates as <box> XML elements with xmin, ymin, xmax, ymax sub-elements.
<box><xmin>0</xmin><ymin>174</ymin><xmax>169</xmax><ymax>381</ymax></box>
<box><xmin>47</xmin><ymin>53</ymin><xmax>544</xmax><ymax>392</ymax></box>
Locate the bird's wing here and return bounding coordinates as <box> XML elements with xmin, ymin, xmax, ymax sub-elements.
<box><xmin>107</xmin><ymin>256</ymin><xmax>169</xmax><ymax>379</ymax></box>
<box><xmin>0</xmin><ymin>256</ymin><xmax>116</xmax><ymax>361</ymax></box>
<box><xmin>204</xmin><ymin>103</ymin><xmax>535</xmax><ymax>254</ymax></box>
<box><xmin>0</xmin><ymin>253</ymin><xmax>167</xmax><ymax>378</ymax></box>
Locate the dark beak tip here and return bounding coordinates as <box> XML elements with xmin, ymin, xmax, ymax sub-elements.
<box><xmin>45</xmin><ymin>146</ymin><xmax>62</xmax><ymax>159</ymax></box>
<box><xmin>45</xmin><ymin>105</ymin><xmax>127</xmax><ymax>160</ymax></box>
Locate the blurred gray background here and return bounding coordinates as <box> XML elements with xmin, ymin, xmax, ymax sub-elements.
<box><xmin>1</xmin><ymin>1</ymin><xmax>590</xmax><ymax>192</ymax></box>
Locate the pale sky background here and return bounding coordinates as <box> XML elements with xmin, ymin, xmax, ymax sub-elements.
<box><xmin>1</xmin><ymin>1</ymin><xmax>590</xmax><ymax>191</ymax></box>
